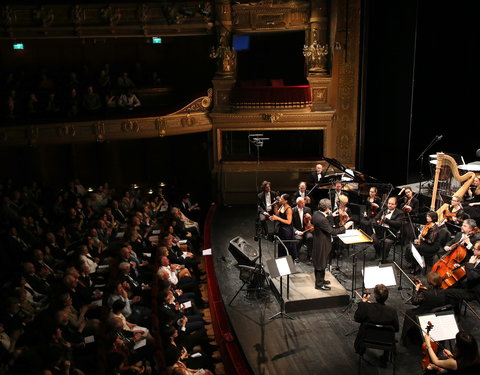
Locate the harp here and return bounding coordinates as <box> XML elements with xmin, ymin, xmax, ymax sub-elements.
<box><xmin>430</xmin><ymin>153</ymin><xmax>475</xmax><ymax>222</ymax></box>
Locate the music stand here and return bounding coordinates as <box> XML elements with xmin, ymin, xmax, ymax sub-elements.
<box><xmin>372</xmin><ymin>223</ymin><xmax>397</xmax><ymax>264</ymax></box>
<box><xmin>363</xmin><ymin>264</ymin><xmax>397</xmax><ymax>290</ymax></box>
<box><xmin>337</xmin><ymin>229</ymin><xmax>373</xmax><ymax>299</ymax></box>
<box><xmin>417</xmin><ymin>311</ymin><xmax>459</xmax><ymax>342</ymax></box>
<box><xmin>267</xmin><ymin>256</ymin><xmax>296</xmax><ymax>320</ymax></box>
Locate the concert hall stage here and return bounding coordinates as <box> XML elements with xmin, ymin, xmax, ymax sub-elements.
<box><xmin>210</xmin><ymin>204</ymin><xmax>480</xmax><ymax>375</ymax></box>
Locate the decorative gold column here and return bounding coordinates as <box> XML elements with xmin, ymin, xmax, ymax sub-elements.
<box><xmin>305</xmin><ymin>0</ymin><xmax>332</xmax><ymax>111</ymax></box>
<box><xmin>211</xmin><ymin>0</ymin><xmax>236</xmax><ymax>112</ymax></box>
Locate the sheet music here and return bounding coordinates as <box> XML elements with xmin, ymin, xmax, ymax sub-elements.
<box><xmin>276</xmin><ymin>257</ymin><xmax>291</xmax><ymax>276</ymax></box>
<box><xmin>411</xmin><ymin>244</ymin><xmax>425</xmax><ymax>268</ymax></box>
<box><xmin>363</xmin><ymin>265</ymin><xmax>397</xmax><ymax>289</ymax></box>
<box><xmin>337</xmin><ymin>229</ymin><xmax>373</xmax><ymax>244</ymax></box>
<box><xmin>202</xmin><ymin>248</ymin><xmax>212</xmax><ymax>256</ymax></box>
<box><xmin>417</xmin><ymin>313</ymin><xmax>459</xmax><ymax>342</ymax></box>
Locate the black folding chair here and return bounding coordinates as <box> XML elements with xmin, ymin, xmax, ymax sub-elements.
<box><xmin>358</xmin><ymin>323</ymin><xmax>396</xmax><ymax>375</ymax></box>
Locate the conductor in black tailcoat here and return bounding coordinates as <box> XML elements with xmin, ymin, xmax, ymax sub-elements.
<box><xmin>354</xmin><ymin>284</ymin><xmax>399</xmax><ymax>360</ymax></box>
<box><xmin>311</xmin><ymin>198</ymin><xmax>352</xmax><ymax>290</ymax></box>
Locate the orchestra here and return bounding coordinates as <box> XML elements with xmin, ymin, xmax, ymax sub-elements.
<box><xmin>252</xmin><ymin>157</ymin><xmax>480</xmax><ymax>367</ymax></box>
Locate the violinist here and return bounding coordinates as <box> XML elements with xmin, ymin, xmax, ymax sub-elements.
<box><xmin>359</xmin><ymin>187</ymin><xmax>381</xmax><ymax>236</ymax></box>
<box><xmin>293</xmin><ymin>181</ymin><xmax>312</xmax><ymax>209</ymax></box>
<box><xmin>441</xmin><ymin>195</ymin><xmax>465</xmax><ymax>235</ymax></box>
<box><xmin>372</xmin><ymin>197</ymin><xmax>403</xmax><ymax>262</ymax></box>
<box><xmin>292</xmin><ymin>197</ymin><xmax>313</xmax><ymax>262</ymax></box>
<box><xmin>399</xmin><ymin>187</ymin><xmax>419</xmax><ymax>248</ymax></box>
<box><xmin>354</xmin><ymin>284</ymin><xmax>399</xmax><ymax>367</ymax></box>
<box><xmin>445</xmin><ymin>240</ymin><xmax>480</xmax><ymax>313</ymax></box>
<box><xmin>444</xmin><ymin>219</ymin><xmax>480</xmax><ymax>259</ymax></box>
<box><xmin>401</xmin><ymin>272</ymin><xmax>448</xmax><ymax>346</ymax></box>
<box><xmin>423</xmin><ymin>331</ymin><xmax>480</xmax><ymax>374</ymax></box>
<box><xmin>408</xmin><ymin>211</ymin><xmax>440</xmax><ymax>274</ymax></box>
<box><xmin>329</xmin><ymin>181</ymin><xmax>346</xmax><ymax>211</ymax></box>
<box><xmin>332</xmin><ymin>194</ymin><xmax>353</xmax><ymax>227</ymax></box>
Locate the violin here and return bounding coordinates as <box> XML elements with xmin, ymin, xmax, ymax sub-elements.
<box><xmin>303</xmin><ymin>213</ymin><xmax>314</xmax><ymax>233</ymax></box>
<box><xmin>412</xmin><ymin>277</ymin><xmax>428</xmax><ymax>290</ymax></box>
<box><xmin>422</xmin><ymin>322</ymin><xmax>440</xmax><ymax>371</ymax></box>
<box><xmin>420</xmin><ymin>223</ymin><xmax>434</xmax><ymax>239</ymax></box>
<box><xmin>355</xmin><ymin>289</ymin><xmax>373</xmax><ymax>303</ymax></box>
<box><xmin>402</xmin><ymin>194</ymin><xmax>415</xmax><ymax>213</ymax></box>
<box><xmin>443</xmin><ymin>207</ymin><xmax>463</xmax><ymax>224</ymax></box>
<box><xmin>366</xmin><ymin>198</ymin><xmax>380</xmax><ymax>218</ymax></box>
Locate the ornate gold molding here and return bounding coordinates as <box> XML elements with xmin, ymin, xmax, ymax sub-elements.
<box><xmin>0</xmin><ymin>2</ymin><xmax>214</xmax><ymax>39</ymax></box>
<box><xmin>232</xmin><ymin>1</ymin><xmax>309</xmax><ymax>31</ymax></box>
<box><xmin>0</xmin><ymin>92</ymin><xmax>213</xmax><ymax>145</ymax></box>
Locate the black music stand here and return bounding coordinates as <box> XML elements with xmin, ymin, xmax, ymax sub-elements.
<box><xmin>267</xmin><ymin>255</ymin><xmax>296</xmax><ymax>320</ymax></box>
<box><xmin>337</xmin><ymin>229</ymin><xmax>373</xmax><ymax>313</ymax></box>
<box><xmin>372</xmin><ymin>224</ymin><xmax>397</xmax><ymax>264</ymax></box>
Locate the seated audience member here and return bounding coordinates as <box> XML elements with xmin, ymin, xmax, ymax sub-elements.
<box><xmin>82</xmin><ymin>86</ymin><xmax>102</xmax><ymax>112</ymax></box>
<box><xmin>66</xmin><ymin>88</ymin><xmax>80</xmax><ymax>117</ymax></box>
<box><xmin>117</xmin><ymin>72</ymin><xmax>135</xmax><ymax>89</ymax></box>
<box><xmin>117</xmin><ymin>90</ymin><xmax>141</xmax><ymax>111</ymax></box>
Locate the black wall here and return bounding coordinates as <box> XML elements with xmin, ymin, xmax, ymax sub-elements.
<box><xmin>361</xmin><ymin>0</ymin><xmax>477</xmax><ymax>185</ymax></box>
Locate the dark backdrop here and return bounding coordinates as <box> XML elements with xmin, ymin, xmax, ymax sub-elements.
<box><xmin>360</xmin><ymin>0</ymin><xmax>478</xmax><ymax>186</ymax></box>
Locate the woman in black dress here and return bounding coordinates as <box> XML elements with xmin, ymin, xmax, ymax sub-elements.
<box><xmin>270</xmin><ymin>194</ymin><xmax>299</xmax><ymax>261</ymax></box>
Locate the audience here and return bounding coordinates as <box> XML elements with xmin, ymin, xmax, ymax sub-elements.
<box><xmin>0</xmin><ymin>62</ymin><xmax>175</xmax><ymax>125</ymax></box>
<box><xmin>0</xmin><ymin>178</ymin><xmax>212</xmax><ymax>375</ymax></box>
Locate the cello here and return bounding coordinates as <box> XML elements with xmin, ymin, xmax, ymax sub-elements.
<box><xmin>432</xmin><ymin>227</ymin><xmax>479</xmax><ymax>289</ymax></box>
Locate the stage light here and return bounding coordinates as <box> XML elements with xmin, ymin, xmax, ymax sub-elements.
<box><xmin>87</xmin><ymin>187</ymin><xmax>94</xmax><ymax>192</ymax></box>
<box><xmin>152</xmin><ymin>37</ymin><xmax>162</xmax><ymax>44</ymax></box>
<box><xmin>13</xmin><ymin>43</ymin><xmax>24</xmax><ymax>50</ymax></box>
<box><xmin>148</xmin><ymin>189</ymin><xmax>153</xmax><ymax>194</ymax></box>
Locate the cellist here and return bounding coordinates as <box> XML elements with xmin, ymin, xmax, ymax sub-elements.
<box><xmin>445</xmin><ymin>240</ymin><xmax>480</xmax><ymax>314</ymax></box>
<box><xmin>443</xmin><ymin>219</ymin><xmax>480</xmax><ymax>261</ymax></box>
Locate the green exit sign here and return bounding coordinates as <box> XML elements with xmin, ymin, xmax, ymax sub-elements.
<box><xmin>152</xmin><ymin>37</ymin><xmax>162</xmax><ymax>44</ymax></box>
<box><xmin>13</xmin><ymin>43</ymin><xmax>24</xmax><ymax>50</ymax></box>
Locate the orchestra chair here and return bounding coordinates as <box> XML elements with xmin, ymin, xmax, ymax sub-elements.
<box><xmin>357</xmin><ymin>323</ymin><xmax>397</xmax><ymax>375</ymax></box>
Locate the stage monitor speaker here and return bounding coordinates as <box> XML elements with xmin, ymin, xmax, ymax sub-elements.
<box><xmin>228</xmin><ymin>236</ymin><xmax>259</xmax><ymax>266</ymax></box>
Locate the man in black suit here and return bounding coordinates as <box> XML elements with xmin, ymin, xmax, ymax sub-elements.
<box><xmin>445</xmin><ymin>240</ymin><xmax>480</xmax><ymax>312</ymax></box>
<box><xmin>328</xmin><ymin>180</ymin><xmax>347</xmax><ymax>212</ymax></box>
<box><xmin>257</xmin><ymin>181</ymin><xmax>277</xmax><ymax>237</ymax></box>
<box><xmin>354</xmin><ymin>284</ymin><xmax>399</xmax><ymax>365</ymax></box>
<box><xmin>308</xmin><ymin>164</ymin><xmax>325</xmax><ymax>204</ymax></box>
<box><xmin>443</xmin><ymin>219</ymin><xmax>480</xmax><ymax>259</ymax></box>
<box><xmin>293</xmin><ymin>181</ymin><xmax>313</xmax><ymax>209</ymax></box>
<box><xmin>292</xmin><ymin>197</ymin><xmax>313</xmax><ymax>261</ymax></box>
<box><xmin>372</xmin><ymin>197</ymin><xmax>403</xmax><ymax>263</ymax></box>
<box><xmin>312</xmin><ymin>198</ymin><xmax>352</xmax><ymax>290</ymax></box>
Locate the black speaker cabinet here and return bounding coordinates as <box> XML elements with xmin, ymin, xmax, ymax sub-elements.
<box><xmin>228</xmin><ymin>236</ymin><xmax>259</xmax><ymax>266</ymax></box>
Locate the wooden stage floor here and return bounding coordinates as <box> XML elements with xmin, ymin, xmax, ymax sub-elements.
<box><xmin>210</xmin><ymin>205</ymin><xmax>480</xmax><ymax>375</ymax></box>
